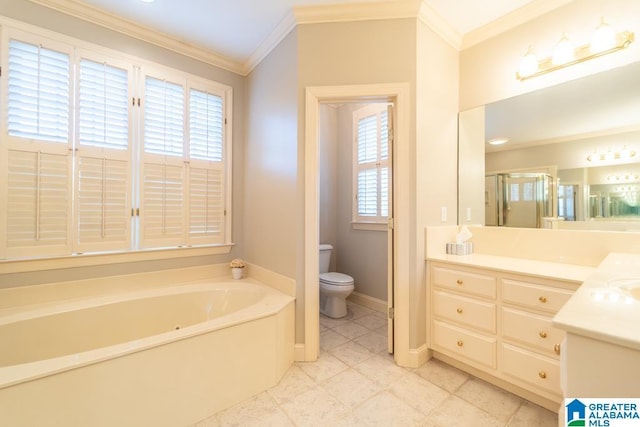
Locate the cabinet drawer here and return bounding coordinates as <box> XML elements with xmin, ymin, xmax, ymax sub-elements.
<box><xmin>434</xmin><ymin>291</ymin><xmax>496</xmax><ymax>333</ymax></box>
<box><xmin>433</xmin><ymin>320</ymin><xmax>496</xmax><ymax>369</ymax></box>
<box><xmin>432</xmin><ymin>266</ymin><xmax>496</xmax><ymax>299</ymax></box>
<box><xmin>502</xmin><ymin>308</ymin><xmax>564</xmax><ymax>358</ymax></box>
<box><xmin>502</xmin><ymin>279</ymin><xmax>573</xmax><ymax>313</ymax></box>
<box><xmin>501</xmin><ymin>344</ymin><xmax>561</xmax><ymax>397</ymax></box>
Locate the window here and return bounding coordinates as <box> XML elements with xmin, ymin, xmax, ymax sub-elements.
<box><xmin>0</xmin><ymin>27</ymin><xmax>232</xmax><ymax>260</ymax></box>
<box><xmin>353</xmin><ymin>104</ymin><xmax>390</xmax><ymax>226</ymax></box>
<box><xmin>558</xmin><ymin>184</ymin><xmax>577</xmax><ymax>221</ymax></box>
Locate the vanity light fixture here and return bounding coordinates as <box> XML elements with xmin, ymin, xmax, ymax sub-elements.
<box><xmin>587</xmin><ymin>146</ymin><xmax>636</xmax><ymax>163</ymax></box>
<box><xmin>516</xmin><ymin>18</ymin><xmax>634</xmax><ymax>80</ymax></box>
<box><xmin>487</xmin><ymin>138</ymin><xmax>509</xmax><ymax>146</ymax></box>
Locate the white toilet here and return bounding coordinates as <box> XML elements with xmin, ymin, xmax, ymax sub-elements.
<box><xmin>319</xmin><ymin>244</ymin><xmax>355</xmax><ymax>318</ymax></box>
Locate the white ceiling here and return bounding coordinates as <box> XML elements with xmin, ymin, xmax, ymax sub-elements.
<box><xmin>72</xmin><ymin>0</ymin><xmax>541</xmax><ymax>67</ymax></box>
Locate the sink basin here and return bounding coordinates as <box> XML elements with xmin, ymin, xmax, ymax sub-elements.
<box><xmin>608</xmin><ymin>278</ymin><xmax>640</xmax><ymax>301</ymax></box>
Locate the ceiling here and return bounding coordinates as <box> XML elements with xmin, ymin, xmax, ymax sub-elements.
<box><xmin>39</xmin><ymin>0</ymin><xmax>553</xmax><ymax>73</ymax></box>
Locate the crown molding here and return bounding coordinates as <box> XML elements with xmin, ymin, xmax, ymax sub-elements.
<box><xmin>243</xmin><ymin>10</ymin><xmax>297</xmax><ymax>75</ymax></box>
<box><xmin>292</xmin><ymin>0</ymin><xmax>420</xmax><ymax>24</ymax></box>
<box><xmin>417</xmin><ymin>1</ymin><xmax>462</xmax><ymax>49</ymax></box>
<box><xmin>461</xmin><ymin>0</ymin><xmax>574</xmax><ymax>50</ymax></box>
<box><xmin>25</xmin><ymin>0</ymin><xmax>245</xmax><ymax>75</ymax></box>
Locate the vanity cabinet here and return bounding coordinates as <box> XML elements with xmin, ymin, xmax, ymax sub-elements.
<box><xmin>428</xmin><ymin>261</ymin><xmax>580</xmax><ymax>409</ymax></box>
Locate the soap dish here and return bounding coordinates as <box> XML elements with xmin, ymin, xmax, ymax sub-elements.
<box><xmin>446</xmin><ymin>242</ymin><xmax>473</xmax><ymax>255</ymax></box>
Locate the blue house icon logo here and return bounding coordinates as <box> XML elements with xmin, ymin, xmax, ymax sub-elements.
<box><xmin>566</xmin><ymin>399</ymin><xmax>587</xmax><ymax>426</ymax></box>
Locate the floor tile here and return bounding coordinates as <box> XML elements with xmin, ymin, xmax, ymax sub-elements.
<box><xmin>267</xmin><ymin>365</ymin><xmax>316</xmax><ymax>404</ymax></box>
<box><xmin>280</xmin><ymin>385</ymin><xmax>349</xmax><ymax>427</ymax></box>
<box><xmin>354</xmin><ymin>313</ymin><xmax>389</xmax><ymax>331</ymax></box>
<box><xmin>507</xmin><ymin>400</ymin><xmax>558</xmax><ymax>426</ymax></box>
<box><xmin>354</xmin><ymin>354</ymin><xmax>410</xmax><ymax>388</ymax></box>
<box><xmin>319</xmin><ymin>329</ymin><xmax>350</xmax><ymax>351</ymax></box>
<box><xmin>353</xmin><ymin>330</ymin><xmax>389</xmax><ymax>354</ymax></box>
<box><xmin>297</xmin><ymin>352</ymin><xmax>348</xmax><ymax>382</ymax></box>
<box><xmin>455</xmin><ymin>378</ymin><xmax>522</xmax><ymax>423</ymax></box>
<box><xmin>351</xmin><ymin>391</ymin><xmax>426</xmax><ymax>427</ymax></box>
<box><xmin>332</xmin><ymin>321</ymin><xmax>370</xmax><ymax>340</ymax></box>
<box><xmin>414</xmin><ymin>358</ymin><xmax>470</xmax><ymax>393</ymax></box>
<box><xmin>215</xmin><ymin>392</ymin><xmax>293</xmax><ymax>427</ymax></box>
<box><xmin>421</xmin><ymin>395</ymin><xmax>503</xmax><ymax>427</ymax></box>
<box><xmin>330</xmin><ymin>340</ymin><xmax>375</xmax><ymax>366</ymax></box>
<box><xmin>319</xmin><ymin>314</ymin><xmax>349</xmax><ymax>329</ymax></box>
<box><xmin>346</xmin><ymin>302</ymin><xmax>375</xmax><ymax>319</ymax></box>
<box><xmin>388</xmin><ymin>373</ymin><xmax>450</xmax><ymax>416</ymax></box>
<box><xmin>322</xmin><ymin>368</ymin><xmax>381</xmax><ymax>407</ymax></box>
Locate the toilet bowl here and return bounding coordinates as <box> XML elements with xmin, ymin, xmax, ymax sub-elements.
<box><xmin>319</xmin><ymin>244</ymin><xmax>354</xmax><ymax>318</ymax></box>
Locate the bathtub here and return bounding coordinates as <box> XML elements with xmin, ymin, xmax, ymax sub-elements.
<box><xmin>0</xmin><ymin>277</ymin><xmax>295</xmax><ymax>427</ymax></box>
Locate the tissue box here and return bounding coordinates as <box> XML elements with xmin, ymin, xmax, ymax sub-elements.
<box><xmin>446</xmin><ymin>242</ymin><xmax>473</xmax><ymax>255</ymax></box>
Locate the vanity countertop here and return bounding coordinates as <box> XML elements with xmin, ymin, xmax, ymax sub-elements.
<box><xmin>427</xmin><ymin>252</ymin><xmax>595</xmax><ymax>283</ymax></box>
<box><xmin>553</xmin><ymin>253</ymin><xmax>640</xmax><ymax>351</ymax></box>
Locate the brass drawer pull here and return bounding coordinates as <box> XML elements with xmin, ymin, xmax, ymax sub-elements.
<box><xmin>538</xmin><ymin>371</ymin><xmax>547</xmax><ymax>379</ymax></box>
<box><xmin>456</xmin><ymin>279</ymin><xmax>463</xmax><ymax>285</ymax></box>
<box><xmin>457</xmin><ymin>340</ymin><xmax>464</xmax><ymax>347</ymax></box>
<box><xmin>554</xmin><ymin>344</ymin><xmax>561</xmax><ymax>355</ymax></box>
<box><xmin>539</xmin><ymin>331</ymin><xmax>548</xmax><ymax>338</ymax></box>
<box><xmin>539</xmin><ymin>296</ymin><xmax>547</xmax><ymax>303</ymax></box>
<box><xmin>456</xmin><ymin>308</ymin><xmax>463</xmax><ymax>314</ymax></box>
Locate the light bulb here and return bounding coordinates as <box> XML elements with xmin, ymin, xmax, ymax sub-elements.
<box><xmin>552</xmin><ymin>33</ymin><xmax>574</xmax><ymax>65</ymax></box>
<box><xmin>591</xmin><ymin>18</ymin><xmax>616</xmax><ymax>53</ymax></box>
<box><xmin>518</xmin><ymin>46</ymin><xmax>538</xmax><ymax>78</ymax></box>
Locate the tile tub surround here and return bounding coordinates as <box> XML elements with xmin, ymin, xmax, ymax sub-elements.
<box><xmin>192</xmin><ymin>302</ymin><xmax>557</xmax><ymax>427</ymax></box>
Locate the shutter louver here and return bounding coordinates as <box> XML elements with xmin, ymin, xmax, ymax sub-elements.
<box><xmin>189</xmin><ymin>167</ymin><xmax>224</xmax><ymax>244</ymax></box>
<box><xmin>358</xmin><ymin>169</ymin><xmax>378</xmax><ymax>217</ymax></box>
<box><xmin>7</xmin><ymin>150</ymin><xmax>69</xmax><ymax>252</ymax></box>
<box><xmin>142</xmin><ymin>163</ymin><xmax>184</xmax><ymax>246</ymax></box>
<box><xmin>144</xmin><ymin>76</ymin><xmax>184</xmax><ymax>156</ymax></box>
<box><xmin>76</xmin><ymin>58</ymin><xmax>131</xmax><ymax>252</ymax></box>
<box><xmin>189</xmin><ymin>90</ymin><xmax>223</xmax><ymax>162</ymax></box>
<box><xmin>8</xmin><ymin>40</ymin><xmax>70</xmax><ymax>143</ymax></box>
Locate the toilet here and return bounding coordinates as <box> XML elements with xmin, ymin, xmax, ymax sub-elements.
<box><xmin>319</xmin><ymin>244</ymin><xmax>355</xmax><ymax>318</ymax></box>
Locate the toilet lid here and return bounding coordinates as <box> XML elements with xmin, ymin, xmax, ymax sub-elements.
<box><xmin>320</xmin><ymin>272</ymin><xmax>354</xmax><ymax>286</ymax></box>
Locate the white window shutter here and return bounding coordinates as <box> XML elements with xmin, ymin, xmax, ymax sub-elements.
<box><xmin>141</xmin><ymin>162</ymin><xmax>185</xmax><ymax>247</ymax></box>
<box><xmin>3</xmin><ymin>37</ymin><xmax>73</xmax><ymax>258</ymax></box>
<box><xmin>188</xmin><ymin>166</ymin><xmax>224</xmax><ymax>244</ymax></box>
<box><xmin>353</xmin><ymin>105</ymin><xmax>390</xmax><ymax>223</ymax></box>
<box><xmin>75</xmin><ymin>57</ymin><xmax>131</xmax><ymax>252</ymax></box>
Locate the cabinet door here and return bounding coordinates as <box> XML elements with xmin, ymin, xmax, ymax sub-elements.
<box><xmin>502</xmin><ymin>279</ymin><xmax>572</xmax><ymax>313</ymax></box>
<box><xmin>502</xmin><ymin>308</ymin><xmax>563</xmax><ymax>358</ymax></box>
<box><xmin>502</xmin><ymin>343</ymin><xmax>561</xmax><ymax>397</ymax></box>
<box><xmin>433</xmin><ymin>266</ymin><xmax>496</xmax><ymax>299</ymax></box>
<box><xmin>433</xmin><ymin>320</ymin><xmax>497</xmax><ymax>369</ymax></box>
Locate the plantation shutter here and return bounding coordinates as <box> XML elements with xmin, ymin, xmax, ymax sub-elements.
<box><xmin>3</xmin><ymin>38</ymin><xmax>72</xmax><ymax>258</ymax></box>
<box><xmin>75</xmin><ymin>57</ymin><xmax>131</xmax><ymax>252</ymax></box>
<box><xmin>140</xmin><ymin>74</ymin><xmax>186</xmax><ymax>248</ymax></box>
<box><xmin>187</xmin><ymin>89</ymin><xmax>225</xmax><ymax>245</ymax></box>
<box><xmin>354</xmin><ymin>105</ymin><xmax>389</xmax><ymax>223</ymax></box>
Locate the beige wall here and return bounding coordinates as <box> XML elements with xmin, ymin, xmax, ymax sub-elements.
<box><xmin>460</xmin><ymin>0</ymin><xmax>640</xmax><ymax>110</ymax></box>
<box><xmin>415</xmin><ymin>20</ymin><xmax>460</xmax><ymax>348</ymax></box>
<box><xmin>0</xmin><ymin>0</ymin><xmax>246</xmax><ymax>287</ymax></box>
<box><xmin>318</xmin><ymin>105</ymin><xmax>338</xmax><ymax>261</ymax></box>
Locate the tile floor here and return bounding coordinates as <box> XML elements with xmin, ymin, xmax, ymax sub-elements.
<box><xmin>193</xmin><ymin>301</ymin><xmax>559</xmax><ymax>427</ymax></box>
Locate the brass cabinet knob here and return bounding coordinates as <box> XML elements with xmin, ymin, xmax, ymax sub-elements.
<box><xmin>554</xmin><ymin>344</ymin><xmax>561</xmax><ymax>355</ymax></box>
<box><xmin>538</xmin><ymin>371</ymin><xmax>547</xmax><ymax>379</ymax></box>
<box><xmin>456</xmin><ymin>279</ymin><xmax>463</xmax><ymax>285</ymax></box>
<box><xmin>539</xmin><ymin>296</ymin><xmax>547</xmax><ymax>303</ymax></box>
<box><xmin>539</xmin><ymin>331</ymin><xmax>548</xmax><ymax>338</ymax></box>
<box><xmin>457</xmin><ymin>340</ymin><xmax>464</xmax><ymax>347</ymax></box>
<box><xmin>456</xmin><ymin>308</ymin><xmax>463</xmax><ymax>314</ymax></box>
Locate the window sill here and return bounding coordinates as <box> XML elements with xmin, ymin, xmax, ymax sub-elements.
<box><xmin>0</xmin><ymin>244</ymin><xmax>234</xmax><ymax>274</ymax></box>
<box><xmin>351</xmin><ymin>222</ymin><xmax>388</xmax><ymax>232</ymax></box>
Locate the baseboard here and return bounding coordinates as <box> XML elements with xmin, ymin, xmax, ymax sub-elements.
<box><xmin>406</xmin><ymin>344</ymin><xmax>430</xmax><ymax>368</ymax></box>
<box><xmin>293</xmin><ymin>343</ymin><xmax>306</xmax><ymax>362</ymax></box>
<box><xmin>348</xmin><ymin>292</ymin><xmax>387</xmax><ymax>314</ymax></box>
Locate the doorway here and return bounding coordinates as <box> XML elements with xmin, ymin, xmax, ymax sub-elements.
<box><xmin>318</xmin><ymin>101</ymin><xmax>393</xmax><ymax>351</ymax></box>
<box><xmin>304</xmin><ymin>83</ymin><xmax>411</xmax><ymax>365</ymax></box>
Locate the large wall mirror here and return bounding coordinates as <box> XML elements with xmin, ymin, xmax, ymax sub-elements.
<box><xmin>459</xmin><ymin>61</ymin><xmax>640</xmax><ymax>232</ymax></box>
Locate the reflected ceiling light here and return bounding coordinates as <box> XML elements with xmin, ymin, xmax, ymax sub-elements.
<box><xmin>487</xmin><ymin>138</ymin><xmax>509</xmax><ymax>146</ymax></box>
<box><xmin>516</xmin><ymin>19</ymin><xmax>634</xmax><ymax>81</ymax></box>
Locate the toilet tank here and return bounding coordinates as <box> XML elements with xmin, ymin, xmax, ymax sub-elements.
<box><xmin>319</xmin><ymin>244</ymin><xmax>333</xmax><ymax>274</ymax></box>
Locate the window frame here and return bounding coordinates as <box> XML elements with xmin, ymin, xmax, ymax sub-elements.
<box><xmin>352</xmin><ymin>103</ymin><xmax>390</xmax><ymax>231</ymax></box>
<box><xmin>0</xmin><ymin>22</ymin><xmax>234</xmax><ymax>264</ymax></box>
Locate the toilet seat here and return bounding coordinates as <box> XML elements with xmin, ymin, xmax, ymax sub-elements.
<box><xmin>319</xmin><ymin>272</ymin><xmax>353</xmax><ymax>286</ymax></box>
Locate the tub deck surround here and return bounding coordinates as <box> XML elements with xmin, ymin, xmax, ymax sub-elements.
<box><xmin>0</xmin><ymin>267</ymin><xmax>295</xmax><ymax>427</ymax></box>
<box><xmin>553</xmin><ymin>253</ymin><xmax>640</xmax><ymax>351</ymax></box>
